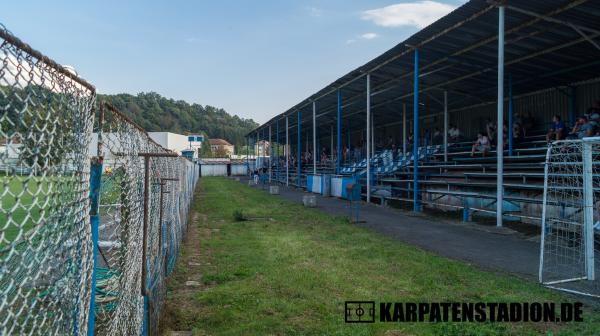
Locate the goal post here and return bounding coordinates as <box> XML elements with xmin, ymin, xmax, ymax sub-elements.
<box><xmin>539</xmin><ymin>137</ymin><xmax>599</xmax><ymax>298</ymax></box>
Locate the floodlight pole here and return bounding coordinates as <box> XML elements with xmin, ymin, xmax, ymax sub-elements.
<box><xmin>443</xmin><ymin>91</ymin><xmax>448</xmax><ymax>163</ymax></box>
<box><xmin>496</xmin><ymin>4</ymin><xmax>505</xmax><ymax>227</ymax></box>
<box><xmin>366</xmin><ymin>73</ymin><xmax>371</xmax><ymax>203</ymax></box>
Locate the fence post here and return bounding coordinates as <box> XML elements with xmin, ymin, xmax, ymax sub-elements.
<box><xmin>582</xmin><ymin>140</ymin><xmax>595</xmax><ymax>280</ymax></box>
<box><xmin>86</xmin><ymin>157</ymin><xmax>103</xmax><ymax>335</ymax></box>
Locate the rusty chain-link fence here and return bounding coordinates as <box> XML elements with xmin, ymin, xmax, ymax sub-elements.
<box><xmin>0</xmin><ymin>23</ymin><xmax>199</xmax><ymax>335</ymax></box>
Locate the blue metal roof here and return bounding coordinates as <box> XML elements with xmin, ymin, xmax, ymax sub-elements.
<box><xmin>250</xmin><ymin>0</ymin><xmax>600</xmax><ymax>138</ymax></box>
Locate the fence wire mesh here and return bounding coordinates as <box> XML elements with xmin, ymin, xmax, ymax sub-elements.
<box><xmin>0</xmin><ymin>23</ymin><xmax>199</xmax><ymax>335</ymax></box>
<box><xmin>540</xmin><ymin>139</ymin><xmax>600</xmax><ymax>298</ymax></box>
<box><xmin>0</xmin><ymin>24</ymin><xmax>96</xmax><ymax>334</ymax></box>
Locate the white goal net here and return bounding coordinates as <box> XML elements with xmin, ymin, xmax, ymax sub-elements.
<box><xmin>539</xmin><ymin>138</ymin><xmax>600</xmax><ymax>298</ymax></box>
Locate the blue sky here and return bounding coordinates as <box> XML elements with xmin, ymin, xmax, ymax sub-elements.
<box><xmin>3</xmin><ymin>0</ymin><xmax>466</xmax><ymax>123</ymax></box>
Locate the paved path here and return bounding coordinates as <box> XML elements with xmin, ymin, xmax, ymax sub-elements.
<box><xmin>241</xmin><ymin>177</ymin><xmax>541</xmax><ymax>280</ymax></box>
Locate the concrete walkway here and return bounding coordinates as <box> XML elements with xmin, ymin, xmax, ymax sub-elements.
<box><xmin>241</xmin><ymin>177</ymin><xmax>541</xmax><ymax>280</ymax></box>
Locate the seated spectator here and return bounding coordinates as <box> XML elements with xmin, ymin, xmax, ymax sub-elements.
<box><xmin>588</xmin><ymin>107</ymin><xmax>600</xmax><ymax>122</ymax></box>
<box><xmin>546</xmin><ymin>115</ymin><xmax>566</xmax><ymax>142</ymax></box>
<box><xmin>471</xmin><ymin>132</ymin><xmax>491</xmax><ymax>157</ymax></box>
<box><xmin>448</xmin><ymin>124</ymin><xmax>461</xmax><ymax>142</ymax></box>
<box><xmin>512</xmin><ymin>122</ymin><xmax>523</xmax><ymax>143</ymax></box>
<box><xmin>568</xmin><ymin>116</ymin><xmax>591</xmax><ymax>139</ymax></box>
<box><xmin>485</xmin><ymin>118</ymin><xmax>497</xmax><ymax>141</ymax></box>
<box><xmin>584</xmin><ymin>123</ymin><xmax>598</xmax><ymax>138</ymax></box>
<box><xmin>386</xmin><ymin>135</ymin><xmax>394</xmax><ymax>149</ymax></box>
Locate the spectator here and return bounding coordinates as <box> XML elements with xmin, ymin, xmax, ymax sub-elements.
<box><xmin>387</xmin><ymin>135</ymin><xmax>394</xmax><ymax>149</ymax></box>
<box><xmin>471</xmin><ymin>132</ymin><xmax>491</xmax><ymax>157</ymax></box>
<box><xmin>568</xmin><ymin>116</ymin><xmax>591</xmax><ymax>139</ymax></box>
<box><xmin>485</xmin><ymin>118</ymin><xmax>497</xmax><ymax>141</ymax></box>
<box><xmin>448</xmin><ymin>124</ymin><xmax>461</xmax><ymax>142</ymax></box>
<box><xmin>512</xmin><ymin>122</ymin><xmax>523</xmax><ymax>143</ymax></box>
<box><xmin>546</xmin><ymin>115</ymin><xmax>566</xmax><ymax>142</ymax></box>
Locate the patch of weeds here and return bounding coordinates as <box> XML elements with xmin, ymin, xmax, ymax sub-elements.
<box><xmin>232</xmin><ymin>209</ymin><xmax>248</xmax><ymax>222</ymax></box>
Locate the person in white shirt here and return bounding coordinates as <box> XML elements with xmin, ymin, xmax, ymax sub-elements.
<box><xmin>448</xmin><ymin>124</ymin><xmax>461</xmax><ymax>142</ymax></box>
<box><xmin>471</xmin><ymin>132</ymin><xmax>491</xmax><ymax>157</ymax></box>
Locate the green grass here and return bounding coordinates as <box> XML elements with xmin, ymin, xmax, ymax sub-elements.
<box><xmin>0</xmin><ymin>172</ymin><xmax>123</xmax><ymax>247</ymax></box>
<box><xmin>0</xmin><ymin>176</ymin><xmax>50</xmax><ymax>245</ymax></box>
<box><xmin>166</xmin><ymin>177</ymin><xmax>600</xmax><ymax>335</ymax></box>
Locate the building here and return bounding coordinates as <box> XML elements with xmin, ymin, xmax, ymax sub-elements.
<box><xmin>209</xmin><ymin>139</ymin><xmax>235</xmax><ymax>157</ymax></box>
<box><xmin>88</xmin><ymin>131</ymin><xmax>203</xmax><ymax>161</ymax></box>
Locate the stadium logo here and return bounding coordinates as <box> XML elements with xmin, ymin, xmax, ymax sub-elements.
<box><xmin>345</xmin><ymin>301</ymin><xmax>375</xmax><ymax>323</ymax></box>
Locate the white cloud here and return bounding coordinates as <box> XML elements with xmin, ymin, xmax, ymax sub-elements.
<box><xmin>360</xmin><ymin>33</ymin><xmax>378</xmax><ymax>40</ymax></box>
<box><xmin>361</xmin><ymin>1</ymin><xmax>457</xmax><ymax>29</ymax></box>
<box><xmin>307</xmin><ymin>6</ymin><xmax>323</xmax><ymax>17</ymax></box>
<box><xmin>346</xmin><ymin>32</ymin><xmax>379</xmax><ymax>45</ymax></box>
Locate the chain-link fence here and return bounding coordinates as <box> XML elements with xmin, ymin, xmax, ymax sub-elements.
<box><xmin>0</xmin><ymin>24</ymin><xmax>200</xmax><ymax>335</ymax></box>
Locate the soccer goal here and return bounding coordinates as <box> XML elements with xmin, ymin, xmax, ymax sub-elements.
<box><xmin>539</xmin><ymin>138</ymin><xmax>600</xmax><ymax>298</ymax></box>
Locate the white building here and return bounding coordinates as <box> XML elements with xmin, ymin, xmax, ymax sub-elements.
<box><xmin>89</xmin><ymin>132</ymin><xmax>203</xmax><ymax>160</ymax></box>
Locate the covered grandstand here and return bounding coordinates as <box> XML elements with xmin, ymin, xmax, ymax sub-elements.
<box><xmin>245</xmin><ymin>0</ymin><xmax>600</xmax><ymax>228</ymax></box>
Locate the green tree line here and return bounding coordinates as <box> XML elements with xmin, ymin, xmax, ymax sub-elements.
<box><xmin>99</xmin><ymin>92</ymin><xmax>258</xmax><ymax>152</ymax></box>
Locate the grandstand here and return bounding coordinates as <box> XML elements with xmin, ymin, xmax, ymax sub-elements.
<box><xmin>245</xmin><ymin>0</ymin><xmax>600</xmax><ymax>297</ymax></box>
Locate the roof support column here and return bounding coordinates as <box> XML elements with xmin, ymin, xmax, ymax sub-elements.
<box><xmin>508</xmin><ymin>73</ymin><xmax>513</xmax><ymax>156</ymax></box>
<box><xmin>297</xmin><ymin>111</ymin><xmax>301</xmax><ymax>186</ymax></box>
<box><xmin>347</xmin><ymin>121</ymin><xmax>351</xmax><ymax>163</ymax></box>
<box><xmin>371</xmin><ymin>114</ymin><xmax>375</xmax><ymax>158</ymax></box>
<box><xmin>443</xmin><ymin>91</ymin><xmax>448</xmax><ymax>163</ymax></box>
<box><xmin>313</xmin><ymin>101</ymin><xmax>317</xmax><ymax>174</ymax></box>
<box><xmin>403</xmin><ymin>103</ymin><xmax>407</xmax><ymax>155</ymax></box>
<box><xmin>337</xmin><ymin>90</ymin><xmax>341</xmax><ymax>174</ymax></box>
<box><xmin>245</xmin><ymin>136</ymin><xmax>249</xmax><ymax>174</ymax></box>
<box><xmin>413</xmin><ymin>48</ymin><xmax>420</xmax><ymax>212</ymax></box>
<box><xmin>496</xmin><ymin>4</ymin><xmax>505</xmax><ymax>227</ymax></box>
<box><xmin>276</xmin><ymin>119</ymin><xmax>280</xmax><ymax>182</ymax></box>
<box><xmin>330</xmin><ymin>125</ymin><xmax>334</xmax><ymax>166</ymax></box>
<box><xmin>269</xmin><ymin>125</ymin><xmax>272</xmax><ymax>182</ymax></box>
<box><xmin>286</xmin><ymin>116</ymin><xmax>289</xmax><ymax>186</ymax></box>
<box><xmin>366</xmin><ymin>73</ymin><xmax>371</xmax><ymax>203</ymax></box>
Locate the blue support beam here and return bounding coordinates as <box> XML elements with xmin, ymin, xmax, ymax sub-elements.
<box><xmin>245</xmin><ymin>136</ymin><xmax>249</xmax><ymax>174</ymax></box>
<box><xmin>508</xmin><ymin>73</ymin><xmax>513</xmax><ymax>156</ymax></box>
<box><xmin>297</xmin><ymin>111</ymin><xmax>301</xmax><ymax>186</ymax></box>
<box><xmin>276</xmin><ymin>119</ymin><xmax>279</xmax><ymax>181</ymax></box>
<box><xmin>413</xmin><ymin>48</ymin><xmax>420</xmax><ymax>212</ymax></box>
<box><xmin>87</xmin><ymin>158</ymin><xmax>103</xmax><ymax>335</ymax></box>
<box><xmin>347</xmin><ymin>121</ymin><xmax>351</xmax><ymax>162</ymax></box>
<box><xmin>336</xmin><ymin>90</ymin><xmax>341</xmax><ymax>174</ymax></box>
